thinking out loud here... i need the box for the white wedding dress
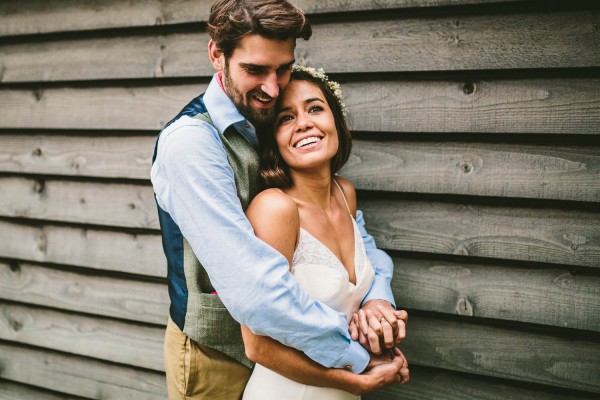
[242,184,375,400]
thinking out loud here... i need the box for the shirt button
[344,364,352,371]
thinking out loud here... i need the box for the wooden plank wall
[1,0,599,398]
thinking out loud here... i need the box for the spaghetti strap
[333,178,352,215]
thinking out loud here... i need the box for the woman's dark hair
[207,0,312,58]
[260,69,352,188]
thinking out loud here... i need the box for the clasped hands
[349,300,409,389]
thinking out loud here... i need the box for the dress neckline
[296,217,360,286]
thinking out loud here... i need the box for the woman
[241,66,408,399]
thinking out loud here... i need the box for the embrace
[151,1,409,399]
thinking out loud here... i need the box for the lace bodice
[291,218,374,322]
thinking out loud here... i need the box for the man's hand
[349,300,408,354]
[352,347,410,395]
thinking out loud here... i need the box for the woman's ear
[208,39,224,71]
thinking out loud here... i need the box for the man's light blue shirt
[151,74,395,373]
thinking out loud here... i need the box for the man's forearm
[242,327,364,395]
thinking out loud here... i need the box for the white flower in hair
[292,65,347,116]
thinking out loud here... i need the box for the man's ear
[208,39,224,71]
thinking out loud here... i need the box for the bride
[241,66,409,399]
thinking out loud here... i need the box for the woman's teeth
[295,137,321,148]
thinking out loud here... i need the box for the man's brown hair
[260,70,353,189]
[207,0,312,57]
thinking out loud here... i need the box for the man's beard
[222,65,277,131]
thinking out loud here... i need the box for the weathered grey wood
[343,79,600,134]
[0,0,530,37]
[0,303,164,371]
[0,85,200,131]
[391,257,600,331]
[0,380,89,400]
[2,78,599,133]
[0,33,208,82]
[0,134,154,179]
[0,343,167,399]
[366,365,599,400]
[2,10,598,82]
[0,221,165,277]
[403,316,600,392]
[360,199,600,268]
[0,177,159,229]
[342,141,600,202]
[3,138,600,203]
[0,262,168,324]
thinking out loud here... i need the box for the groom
[151,0,407,398]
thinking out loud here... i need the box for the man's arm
[241,326,409,395]
[151,121,369,372]
[355,210,396,307]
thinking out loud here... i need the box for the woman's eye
[308,105,324,113]
[277,115,293,125]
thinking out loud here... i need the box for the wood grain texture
[360,199,600,267]
[343,141,600,202]
[0,221,165,277]
[0,380,88,400]
[0,303,164,371]
[2,78,599,133]
[0,177,159,229]
[0,0,528,37]
[366,365,599,400]
[0,134,154,179]
[403,316,600,392]
[0,343,167,399]
[0,262,168,324]
[391,257,600,331]
[1,10,598,82]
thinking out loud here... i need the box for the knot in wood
[460,162,473,174]
[11,319,23,332]
[33,180,45,194]
[32,148,42,157]
[9,262,20,273]
[462,81,475,95]
[456,297,474,316]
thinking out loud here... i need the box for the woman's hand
[352,347,409,395]
[349,302,408,354]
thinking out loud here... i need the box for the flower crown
[292,64,347,116]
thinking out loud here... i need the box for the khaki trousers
[164,318,252,400]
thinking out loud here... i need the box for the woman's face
[274,80,339,172]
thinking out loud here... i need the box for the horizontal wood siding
[1,0,598,398]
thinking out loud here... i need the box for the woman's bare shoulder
[246,188,299,262]
[247,188,298,218]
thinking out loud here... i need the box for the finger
[377,304,399,335]
[358,309,370,336]
[349,315,359,341]
[366,309,383,336]
[395,319,406,343]
[393,309,408,323]
[367,326,382,355]
[358,329,370,350]
[399,365,410,384]
[380,319,394,349]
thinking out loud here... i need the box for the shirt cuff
[337,340,370,373]
[362,277,396,308]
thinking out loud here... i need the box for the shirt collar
[204,73,259,148]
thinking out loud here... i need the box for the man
[151,1,407,398]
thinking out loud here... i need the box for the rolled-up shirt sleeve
[151,120,370,372]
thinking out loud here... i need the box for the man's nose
[261,73,279,98]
